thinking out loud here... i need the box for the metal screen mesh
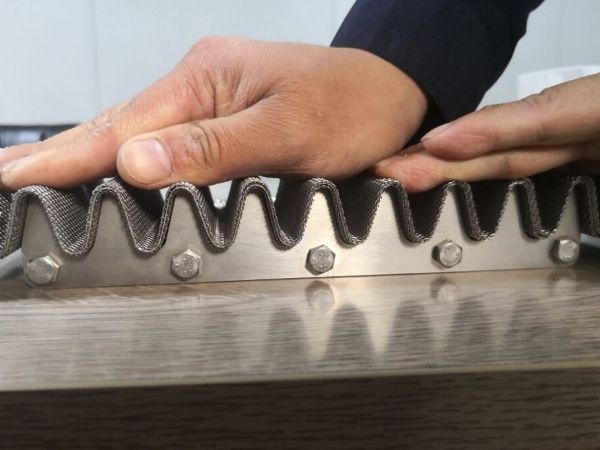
[1,172,598,258]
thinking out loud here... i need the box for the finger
[373,143,591,193]
[422,73,600,160]
[0,111,130,190]
[0,142,39,166]
[116,102,294,189]
[0,116,101,166]
[0,67,215,189]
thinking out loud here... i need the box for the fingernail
[119,138,172,185]
[422,122,453,141]
[0,156,32,187]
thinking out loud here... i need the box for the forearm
[332,0,544,132]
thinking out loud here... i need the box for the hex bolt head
[24,255,61,286]
[171,249,202,280]
[552,238,579,264]
[307,245,336,274]
[433,240,463,268]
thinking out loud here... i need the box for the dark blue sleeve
[332,0,544,132]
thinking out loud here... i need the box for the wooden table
[1,244,600,449]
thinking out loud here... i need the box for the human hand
[374,73,600,192]
[0,37,426,190]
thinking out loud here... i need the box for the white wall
[0,0,598,122]
[0,0,352,123]
[481,0,600,105]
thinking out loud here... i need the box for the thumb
[422,73,600,160]
[117,105,289,188]
[0,67,215,190]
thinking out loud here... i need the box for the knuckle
[189,36,235,57]
[521,88,558,144]
[526,86,559,109]
[82,109,120,146]
[406,167,439,191]
[478,104,501,113]
[181,122,224,176]
[395,155,443,191]
[83,112,112,134]
[180,37,243,117]
[173,62,215,118]
[496,152,520,178]
[181,39,222,82]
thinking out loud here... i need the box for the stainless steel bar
[17,186,581,289]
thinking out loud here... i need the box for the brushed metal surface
[18,188,581,289]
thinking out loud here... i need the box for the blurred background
[1,0,600,124]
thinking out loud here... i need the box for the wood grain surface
[1,369,600,449]
[0,245,599,448]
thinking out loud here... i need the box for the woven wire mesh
[0,172,598,258]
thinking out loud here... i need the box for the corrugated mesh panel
[0,172,598,258]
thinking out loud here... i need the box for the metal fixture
[433,240,463,268]
[552,238,579,264]
[4,174,588,289]
[307,245,336,274]
[171,249,202,280]
[24,255,61,286]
